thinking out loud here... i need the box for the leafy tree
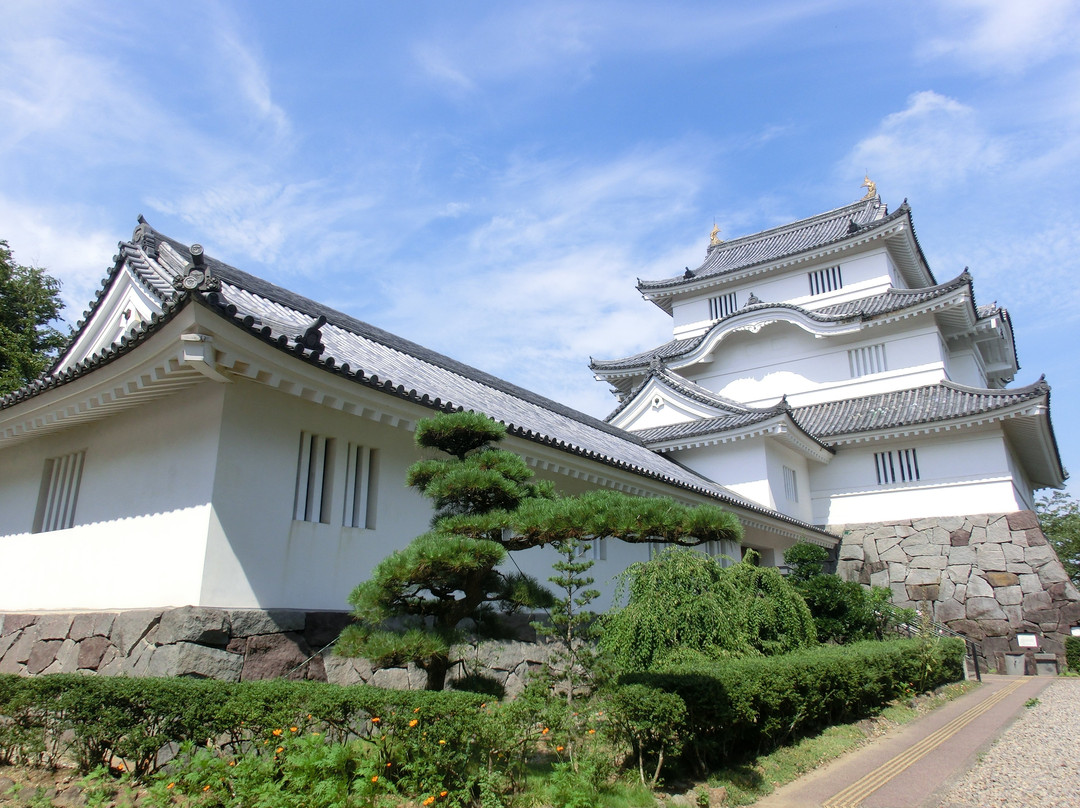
[1036,491,1080,585]
[0,240,67,393]
[782,542,900,643]
[599,547,815,673]
[338,411,744,691]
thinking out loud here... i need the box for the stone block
[996,586,1023,606]
[969,526,987,544]
[907,583,940,602]
[939,578,955,601]
[96,646,121,676]
[905,569,942,586]
[1022,591,1053,612]
[837,560,861,581]
[876,535,903,555]
[870,570,890,588]
[946,619,984,640]
[929,527,952,546]
[895,525,916,538]
[26,640,63,674]
[975,545,1007,572]
[889,563,908,583]
[870,525,899,540]
[1003,605,1024,625]
[1,614,38,634]
[986,518,1012,543]
[1018,574,1043,594]
[1024,545,1055,566]
[1006,510,1040,531]
[1036,563,1069,587]
[954,583,967,602]
[158,607,231,647]
[1006,561,1034,575]
[53,639,80,673]
[906,543,943,557]
[968,514,991,528]
[36,614,73,640]
[77,636,113,670]
[4,625,41,664]
[150,642,244,681]
[948,565,972,583]
[912,518,940,532]
[985,571,1020,588]
[966,598,1007,620]
[304,613,352,647]
[110,610,163,655]
[910,556,948,570]
[935,599,965,623]
[864,541,881,565]
[1024,528,1047,547]
[69,613,116,641]
[979,619,1013,637]
[949,529,971,547]
[1001,543,1026,564]
[839,542,864,561]
[371,667,411,690]
[880,545,909,563]
[947,545,976,566]
[967,575,994,598]
[228,609,307,638]
[241,632,316,681]
[323,654,369,686]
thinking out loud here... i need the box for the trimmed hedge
[1066,636,1080,673]
[0,675,485,778]
[621,637,964,770]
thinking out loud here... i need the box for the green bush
[1066,636,1080,673]
[622,637,964,773]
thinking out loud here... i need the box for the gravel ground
[936,678,1080,808]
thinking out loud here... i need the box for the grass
[701,680,979,806]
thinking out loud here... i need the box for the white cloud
[846,91,1005,192]
[923,0,1080,73]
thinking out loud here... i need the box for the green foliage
[599,548,815,673]
[607,685,687,786]
[1066,636,1080,673]
[796,576,895,643]
[1037,491,1080,585]
[622,637,965,773]
[0,240,67,394]
[782,542,829,583]
[342,411,743,690]
[533,535,602,705]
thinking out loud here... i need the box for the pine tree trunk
[425,655,450,691]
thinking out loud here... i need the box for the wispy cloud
[922,0,1080,73]
[846,91,1005,191]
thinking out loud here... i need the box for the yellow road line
[821,679,1027,808]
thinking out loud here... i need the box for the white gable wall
[0,383,224,610]
[811,425,1027,525]
[685,320,947,408]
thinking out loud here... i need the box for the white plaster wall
[671,250,894,336]
[200,380,433,610]
[666,440,773,509]
[763,439,813,523]
[0,383,224,610]
[810,427,1026,524]
[686,321,947,407]
[945,345,985,388]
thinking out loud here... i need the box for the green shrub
[622,637,964,773]
[1065,636,1080,673]
[606,684,687,786]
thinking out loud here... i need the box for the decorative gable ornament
[173,245,221,294]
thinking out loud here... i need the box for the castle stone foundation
[831,510,1080,673]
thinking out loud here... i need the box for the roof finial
[709,222,722,248]
[861,173,877,200]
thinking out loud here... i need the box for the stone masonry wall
[0,607,550,696]
[832,510,1080,673]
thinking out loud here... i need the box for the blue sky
[3,0,1079,496]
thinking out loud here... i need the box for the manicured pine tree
[338,410,744,691]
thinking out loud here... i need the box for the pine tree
[337,411,744,690]
[0,240,67,394]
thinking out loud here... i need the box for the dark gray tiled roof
[792,380,1050,438]
[8,221,838,539]
[629,379,1051,447]
[592,272,974,373]
[638,197,893,292]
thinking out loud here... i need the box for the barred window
[343,444,379,529]
[848,343,887,377]
[874,448,920,485]
[708,292,738,320]
[783,465,798,502]
[294,432,335,523]
[808,265,843,295]
[33,450,86,533]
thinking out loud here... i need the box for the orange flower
[371,775,379,783]
[276,746,284,754]
[166,783,175,790]
[440,791,448,797]
[289,726,298,733]
[423,798,435,806]
[438,739,446,745]
[541,727,549,735]
[228,760,236,767]
[413,707,421,713]
[371,717,381,723]
[409,719,419,727]
[556,746,564,752]
[588,729,596,735]
[272,728,283,736]
[203,785,211,792]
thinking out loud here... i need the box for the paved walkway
[755,675,1054,808]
